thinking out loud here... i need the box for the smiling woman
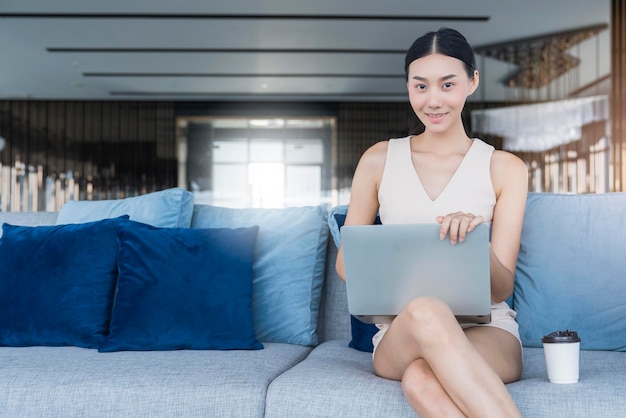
[335,27,527,418]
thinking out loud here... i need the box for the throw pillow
[348,315,379,353]
[56,187,194,228]
[0,217,126,348]
[98,220,262,352]
[329,208,381,352]
[191,205,329,346]
[514,192,626,351]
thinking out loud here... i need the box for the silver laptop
[341,223,491,324]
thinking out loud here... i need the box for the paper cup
[542,330,581,384]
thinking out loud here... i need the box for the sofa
[0,188,624,418]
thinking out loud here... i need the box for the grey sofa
[0,191,625,417]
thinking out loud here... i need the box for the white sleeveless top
[370,137,521,357]
[378,136,496,225]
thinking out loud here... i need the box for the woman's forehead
[407,54,467,78]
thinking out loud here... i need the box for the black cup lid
[542,330,581,343]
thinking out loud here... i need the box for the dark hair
[404,27,476,79]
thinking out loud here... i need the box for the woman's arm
[335,141,387,281]
[489,150,528,302]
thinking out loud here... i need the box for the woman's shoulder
[362,136,409,157]
[490,149,528,190]
[470,137,524,173]
[358,136,412,172]
[491,149,526,172]
[359,140,390,164]
[352,140,393,185]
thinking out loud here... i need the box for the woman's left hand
[436,212,485,245]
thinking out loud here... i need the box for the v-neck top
[378,136,496,225]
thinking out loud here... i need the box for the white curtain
[471,95,609,152]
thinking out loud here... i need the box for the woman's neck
[417,124,472,151]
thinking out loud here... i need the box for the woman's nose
[426,91,442,108]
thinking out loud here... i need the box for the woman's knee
[396,296,460,351]
[402,297,455,330]
[404,296,452,317]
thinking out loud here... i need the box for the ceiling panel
[0,0,611,101]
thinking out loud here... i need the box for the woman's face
[406,53,478,134]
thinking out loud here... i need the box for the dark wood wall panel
[0,100,176,211]
[335,102,418,192]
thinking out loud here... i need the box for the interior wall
[0,99,509,211]
[0,101,177,211]
[0,93,620,211]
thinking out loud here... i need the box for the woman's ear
[468,70,480,96]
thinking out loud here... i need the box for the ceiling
[0,0,612,102]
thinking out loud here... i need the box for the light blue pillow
[56,187,194,228]
[514,192,626,351]
[99,220,262,352]
[328,205,349,248]
[191,205,329,346]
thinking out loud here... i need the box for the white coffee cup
[541,330,581,384]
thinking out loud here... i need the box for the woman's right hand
[436,211,485,245]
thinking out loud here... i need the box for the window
[179,117,334,208]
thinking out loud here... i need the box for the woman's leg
[464,326,522,384]
[373,296,522,418]
[401,358,466,417]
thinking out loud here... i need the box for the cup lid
[542,330,581,343]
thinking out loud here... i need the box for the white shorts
[371,301,521,358]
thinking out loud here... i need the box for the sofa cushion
[99,220,262,352]
[266,340,415,417]
[316,242,352,344]
[191,205,329,346]
[0,343,312,417]
[508,347,626,417]
[56,187,194,228]
[514,193,626,351]
[0,218,125,348]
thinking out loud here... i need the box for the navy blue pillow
[0,217,126,348]
[98,220,263,352]
[348,315,379,352]
[334,213,381,353]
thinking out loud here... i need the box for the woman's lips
[426,112,446,123]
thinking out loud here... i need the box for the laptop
[341,223,491,324]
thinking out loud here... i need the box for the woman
[336,28,527,417]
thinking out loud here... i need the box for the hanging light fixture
[474,24,607,90]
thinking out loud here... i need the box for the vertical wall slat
[612,0,626,190]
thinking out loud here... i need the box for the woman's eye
[442,82,453,89]
[415,84,426,90]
